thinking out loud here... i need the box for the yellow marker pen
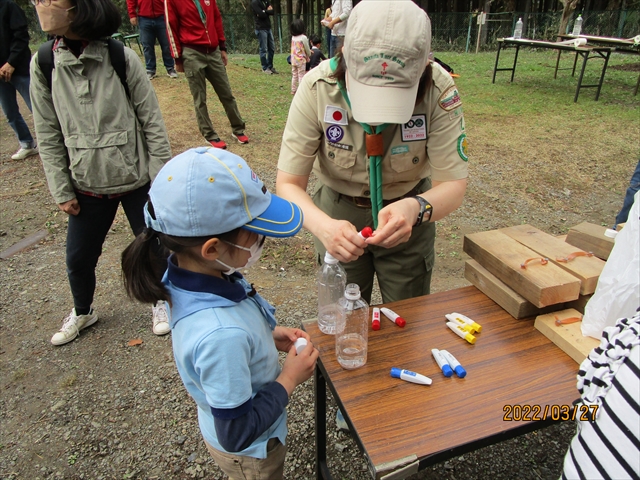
[445,312,482,333]
[446,322,476,344]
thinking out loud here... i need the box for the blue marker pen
[440,350,467,378]
[390,368,432,385]
[431,348,453,377]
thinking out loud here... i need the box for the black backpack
[37,38,130,99]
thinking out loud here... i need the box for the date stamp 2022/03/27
[503,404,599,422]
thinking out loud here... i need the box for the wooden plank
[565,294,592,314]
[534,309,600,364]
[565,222,614,260]
[501,224,605,295]
[464,260,560,319]
[463,230,581,308]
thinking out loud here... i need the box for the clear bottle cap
[344,283,361,300]
[324,251,339,264]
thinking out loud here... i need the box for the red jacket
[165,0,226,59]
[126,0,165,19]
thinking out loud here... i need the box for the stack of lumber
[463,224,606,319]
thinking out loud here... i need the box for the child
[121,147,318,478]
[308,34,326,70]
[30,0,172,345]
[290,18,310,94]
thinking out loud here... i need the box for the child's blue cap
[145,147,303,238]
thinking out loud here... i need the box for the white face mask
[216,235,265,275]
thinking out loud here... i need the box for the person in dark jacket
[308,34,326,70]
[251,0,278,74]
[0,0,38,160]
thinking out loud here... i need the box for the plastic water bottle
[317,251,346,335]
[572,15,583,36]
[335,284,369,370]
[513,18,523,39]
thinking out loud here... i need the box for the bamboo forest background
[16,0,640,54]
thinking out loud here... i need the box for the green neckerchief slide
[331,57,389,228]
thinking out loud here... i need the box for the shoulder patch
[457,134,469,162]
[439,85,462,111]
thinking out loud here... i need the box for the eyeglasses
[31,0,52,5]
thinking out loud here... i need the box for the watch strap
[412,196,433,226]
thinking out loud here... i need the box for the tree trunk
[558,0,579,38]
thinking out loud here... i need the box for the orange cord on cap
[556,251,594,263]
[554,314,583,326]
[520,257,549,269]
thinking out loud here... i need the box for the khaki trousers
[312,182,436,304]
[182,47,245,141]
[205,437,286,480]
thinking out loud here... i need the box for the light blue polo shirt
[164,256,287,459]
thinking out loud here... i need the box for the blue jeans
[614,160,640,228]
[138,15,175,74]
[255,29,275,71]
[329,35,343,58]
[0,74,35,148]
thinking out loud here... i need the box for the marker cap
[390,367,402,378]
[453,365,467,378]
[395,317,406,328]
[372,320,380,330]
[442,364,453,377]
[464,332,476,344]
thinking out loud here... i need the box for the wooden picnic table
[303,286,579,479]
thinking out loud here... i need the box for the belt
[339,184,422,208]
[183,44,219,54]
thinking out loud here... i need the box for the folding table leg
[594,50,611,101]
[315,366,331,480]
[492,42,502,84]
[574,51,589,103]
[510,45,520,82]
[554,50,562,79]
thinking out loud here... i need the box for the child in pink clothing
[290,19,310,95]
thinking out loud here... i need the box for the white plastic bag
[582,191,640,339]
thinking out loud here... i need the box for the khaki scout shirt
[278,59,468,200]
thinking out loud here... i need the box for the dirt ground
[1,55,638,480]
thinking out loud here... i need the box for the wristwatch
[412,196,433,226]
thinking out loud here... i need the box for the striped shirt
[561,312,640,480]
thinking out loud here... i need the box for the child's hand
[276,339,318,396]
[272,326,309,353]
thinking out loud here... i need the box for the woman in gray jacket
[30,0,172,345]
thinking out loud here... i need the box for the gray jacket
[30,39,171,204]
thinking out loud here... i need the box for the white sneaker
[11,146,39,160]
[51,309,98,346]
[152,300,170,336]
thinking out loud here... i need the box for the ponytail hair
[121,198,244,305]
[122,227,170,305]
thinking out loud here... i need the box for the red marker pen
[372,307,381,331]
[380,307,406,327]
[325,227,374,262]
[359,227,373,239]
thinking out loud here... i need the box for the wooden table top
[303,286,579,477]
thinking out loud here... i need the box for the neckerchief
[331,57,389,227]
[192,0,207,26]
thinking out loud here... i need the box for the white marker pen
[446,322,476,344]
[390,367,432,385]
[380,307,406,327]
[431,348,453,377]
[372,307,381,331]
[445,312,482,333]
[440,349,467,378]
[294,338,308,355]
